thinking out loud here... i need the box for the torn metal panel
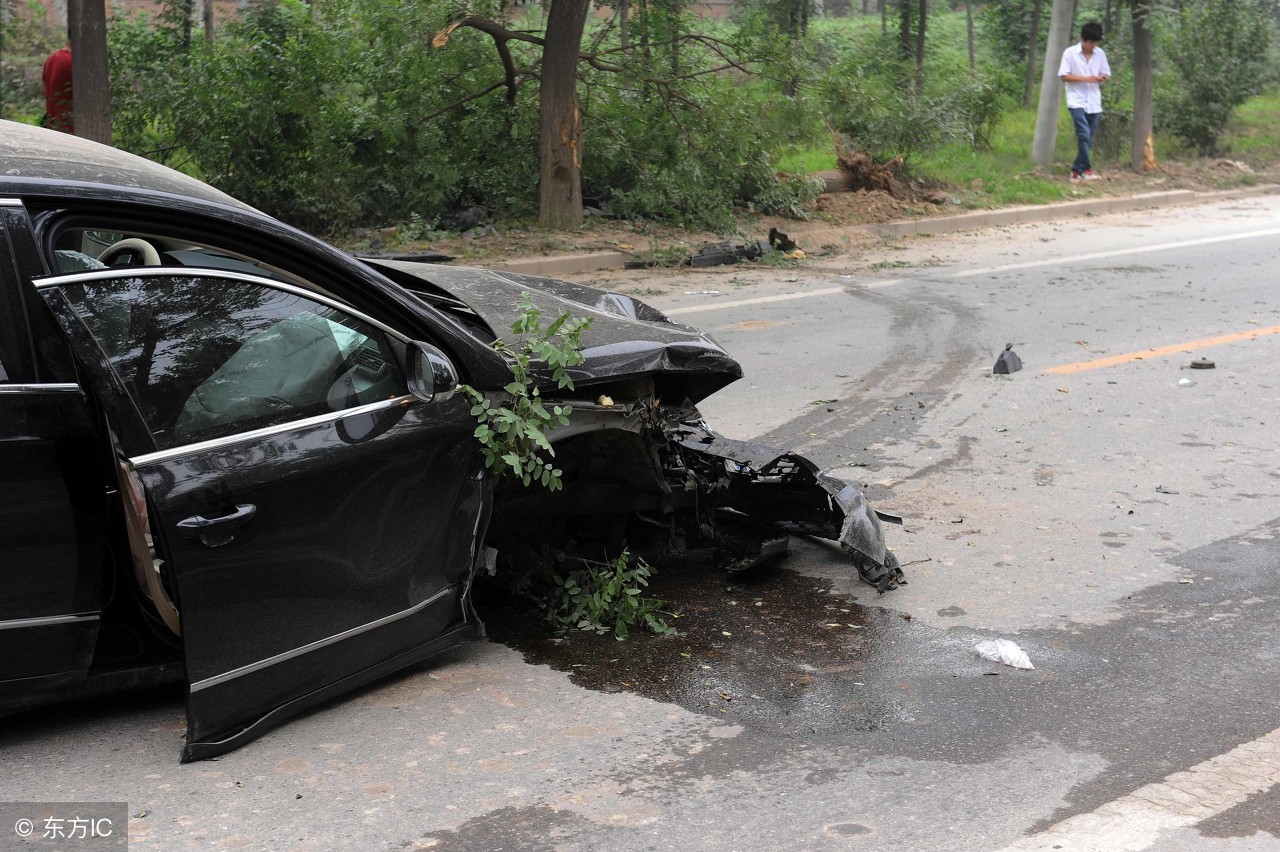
[489,402,903,592]
[673,425,903,590]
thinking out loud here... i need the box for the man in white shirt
[1058,21,1111,181]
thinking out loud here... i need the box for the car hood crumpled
[370,260,743,403]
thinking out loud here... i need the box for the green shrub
[1156,0,1276,155]
[1,0,63,122]
[820,25,1017,167]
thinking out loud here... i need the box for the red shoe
[1070,171,1083,182]
[1082,170,1102,180]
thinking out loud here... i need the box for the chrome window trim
[0,199,22,207]
[33,267,411,343]
[189,585,456,692]
[0,383,80,394]
[0,612,99,631]
[129,396,414,467]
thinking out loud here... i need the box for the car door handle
[177,504,256,547]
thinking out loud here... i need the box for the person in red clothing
[41,40,73,133]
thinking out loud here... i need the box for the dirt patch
[812,188,920,223]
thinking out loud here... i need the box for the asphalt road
[3,194,1279,850]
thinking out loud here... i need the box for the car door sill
[182,620,485,762]
[189,585,458,693]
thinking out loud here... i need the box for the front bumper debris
[671,424,904,591]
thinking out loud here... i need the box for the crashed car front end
[481,398,903,590]
[365,260,904,591]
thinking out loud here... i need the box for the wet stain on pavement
[479,558,956,736]
[420,804,593,851]
[478,522,1280,838]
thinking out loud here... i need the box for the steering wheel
[98,237,162,267]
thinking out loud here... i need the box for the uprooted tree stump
[835,143,905,199]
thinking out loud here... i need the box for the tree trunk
[1023,0,1043,108]
[68,0,111,144]
[619,0,629,49]
[914,0,926,91]
[180,0,193,51]
[204,0,215,51]
[1031,0,1075,167]
[897,0,911,62]
[1130,0,1154,172]
[963,0,974,71]
[538,0,591,229]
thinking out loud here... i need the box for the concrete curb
[486,183,1280,278]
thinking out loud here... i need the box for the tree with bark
[433,9,590,229]
[964,0,975,72]
[1022,0,1043,108]
[1130,0,1154,172]
[69,0,111,144]
[914,0,926,90]
[1030,0,1074,167]
[897,0,912,61]
[433,6,752,229]
[538,0,591,228]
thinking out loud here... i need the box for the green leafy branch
[547,550,676,640]
[459,293,592,490]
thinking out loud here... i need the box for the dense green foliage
[820,13,1018,164]
[1155,0,1276,155]
[109,0,542,233]
[98,0,828,232]
[0,1,65,121]
[979,0,1047,68]
[6,0,1278,233]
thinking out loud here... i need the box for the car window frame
[35,267,421,463]
[24,199,513,391]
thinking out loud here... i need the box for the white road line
[662,280,901,317]
[656,225,1280,315]
[953,226,1280,279]
[994,726,1280,851]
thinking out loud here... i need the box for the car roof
[0,119,254,212]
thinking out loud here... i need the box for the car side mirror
[407,341,459,404]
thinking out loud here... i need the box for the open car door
[38,268,489,760]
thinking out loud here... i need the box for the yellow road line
[1044,324,1280,375]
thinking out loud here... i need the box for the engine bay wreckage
[366,260,905,591]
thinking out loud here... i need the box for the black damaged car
[0,120,900,761]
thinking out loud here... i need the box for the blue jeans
[1069,108,1101,174]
